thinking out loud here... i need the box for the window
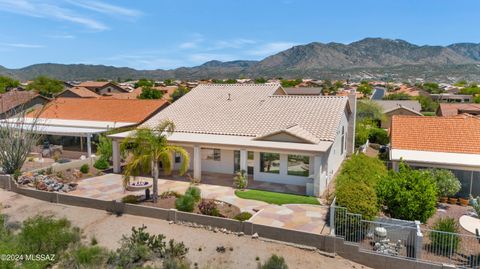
[175,152,181,163]
[288,155,310,177]
[340,126,345,155]
[204,148,221,161]
[260,152,280,174]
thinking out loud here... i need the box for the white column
[86,134,92,157]
[313,155,323,197]
[240,149,248,173]
[112,139,121,173]
[193,146,201,181]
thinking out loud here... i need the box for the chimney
[346,90,357,156]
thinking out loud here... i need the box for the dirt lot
[0,189,369,269]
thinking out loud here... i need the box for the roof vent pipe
[227,93,231,101]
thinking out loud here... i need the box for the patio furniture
[126,181,152,191]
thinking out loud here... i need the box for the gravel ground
[0,189,369,269]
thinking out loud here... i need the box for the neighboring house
[0,89,50,119]
[430,94,473,103]
[436,103,480,116]
[374,100,422,129]
[390,114,480,197]
[283,87,322,95]
[110,84,356,197]
[77,81,128,95]
[56,86,101,98]
[107,86,177,101]
[4,98,169,157]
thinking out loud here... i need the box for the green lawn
[234,189,320,205]
[422,111,436,116]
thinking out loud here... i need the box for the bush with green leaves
[60,245,111,269]
[335,154,387,220]
[368,128,389,145]
[175,195,195,212]
[429,218,460,256]
[95,134,113,161]
[94,157,109,170]
[234,212,252,221]
[80,164,89,174]
[234,170,248,189]
[185,186,201,202]
[122,195,140,204]
[258,254,289,269]
[355,122,370,148]
[377,163,437,222]
[425,169,461,198]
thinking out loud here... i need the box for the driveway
[69,173,329,234]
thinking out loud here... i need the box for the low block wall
[0,174,449,269]
[50,157,98,173]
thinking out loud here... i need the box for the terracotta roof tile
[77,81,110,88]
[65,86,100,98]
[29,97,168,123]
[391,115,480,154]
[0,89,44,113]
[437,103,480,116]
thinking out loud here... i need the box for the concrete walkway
[69,173,329,234]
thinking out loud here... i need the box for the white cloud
[67,0,141,17]
[47,34,76,39]
[0,42,44,48]
[247,42,297,56]
[188,53,237,63]
[0,0,108,30]
[212,38,256,49]
[179,41,198,49]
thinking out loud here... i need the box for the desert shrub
[425,169,461,198]
[175,195,195,212]
[258,254,288,269]
[163,257,191,269]
[377,163,437,222]
[94,158,109,170]
[430,218,460,256]
[185,186,201,202]
[160,190,181,199]
[368,128,389,145]
[80,164,89,174]
[95,134,113,161]
[234,212,252,221]
[111,225,189,268]
[335,154,387,220]
[198,200,220,217]
[233,170,248,189]
[60,245,111,269]
[122,195,139,204]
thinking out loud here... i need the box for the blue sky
[1,0,479,70]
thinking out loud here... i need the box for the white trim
[391,149,480,169]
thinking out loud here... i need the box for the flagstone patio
[68,173,329,234]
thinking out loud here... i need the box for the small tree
[26,76,64,97]
[170,86,189,102]
[377,163,437,222]
[233,170,248,189]
[426,169,461,198]
[138,86,163,99]
[258,254,288,269]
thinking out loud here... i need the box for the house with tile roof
[436,103,480,117]
[3,98,169,158]
[110,84,356,196]
[373,100,423,128]
[77,81,128,95]
[390,114,480,197]
[0,89,50,119]
[56,86,101,98]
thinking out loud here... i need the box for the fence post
[168,209,177,223]
[330,198,336,236]
[414,220,423,259]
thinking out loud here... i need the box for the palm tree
[121,120,190,202]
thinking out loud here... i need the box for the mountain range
[2,38,480,82]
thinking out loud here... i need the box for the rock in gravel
[237,232,244,237]
[252,233,259,239]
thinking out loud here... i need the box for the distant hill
[2,38,480,82]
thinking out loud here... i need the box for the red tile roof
[77,81,111,88]
[390,114,480,154]
[0,89,45,114]
[29,97,168,123]
[437,103,480,116]
[64,86,100,98]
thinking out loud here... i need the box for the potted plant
[459,197,469,206]
[448,197,458,205]
[439,197,448,203]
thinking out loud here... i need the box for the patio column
[112,139,121,173]
[240,149,248,173]
[313,155,323,196]
[193,146,201,181]
[86,134,92,157]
